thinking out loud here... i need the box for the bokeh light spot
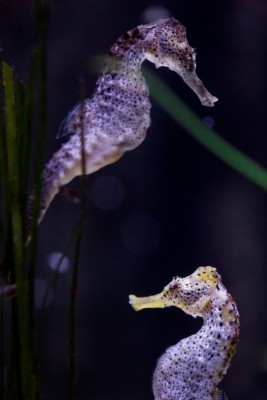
[203,115,215,128]
[141,6,172,23]
[48,252,70,273]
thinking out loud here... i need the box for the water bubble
[141,6,172,23]
[90,175,126,210]
[48,252,70,273]
[121,213,161,255]
[203,115,215,128]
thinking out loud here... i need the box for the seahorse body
[129,266,240,400]
[26,17,218,242]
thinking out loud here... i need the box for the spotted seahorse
[26,17,218,242]
[129,266,240,400]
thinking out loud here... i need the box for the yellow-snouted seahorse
[26,17,218,242]
[129,266,240,400]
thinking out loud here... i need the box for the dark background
[1,0,267,399]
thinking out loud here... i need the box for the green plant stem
[145,68,267,191]
[0,302,4,399]
[28,0,48,327]
[68,100,87,400]
[2,62,36,400]
[0,79,9,249]
[4,328,16,400]
[68,216,84,400]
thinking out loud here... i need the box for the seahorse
[129,266,240,400]
[26,17,218,243]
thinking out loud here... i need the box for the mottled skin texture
[26,17,217,243]
[129,266,240,400]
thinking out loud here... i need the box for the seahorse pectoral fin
[129,291,173,311]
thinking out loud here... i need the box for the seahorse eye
[168,281,181,295]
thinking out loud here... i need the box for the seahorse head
[108,18,217,106]
[130,266,220,317]
[110,18,201,78]
[144,18,218,106]
[162,266,220,317]
[144,18,195,71]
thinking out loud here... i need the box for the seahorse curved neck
[173,286,239,399]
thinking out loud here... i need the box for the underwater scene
[1,1,267,399]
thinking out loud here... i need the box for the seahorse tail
[25,178,60,245]
[25,141,79,244]
[25,133,125,245]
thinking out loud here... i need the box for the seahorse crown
[110,17,191,65]
[163,266,220,317]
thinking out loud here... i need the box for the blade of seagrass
[145,68,267,191]
[27,0,48,335]
[2,62,36,400]
[68,99,88,400]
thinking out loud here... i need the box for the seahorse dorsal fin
[56,101,83,139]
[217,389,228,400]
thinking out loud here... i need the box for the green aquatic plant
[146,68,267,191]
[0,0,48,397]
[0,60,37,400]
